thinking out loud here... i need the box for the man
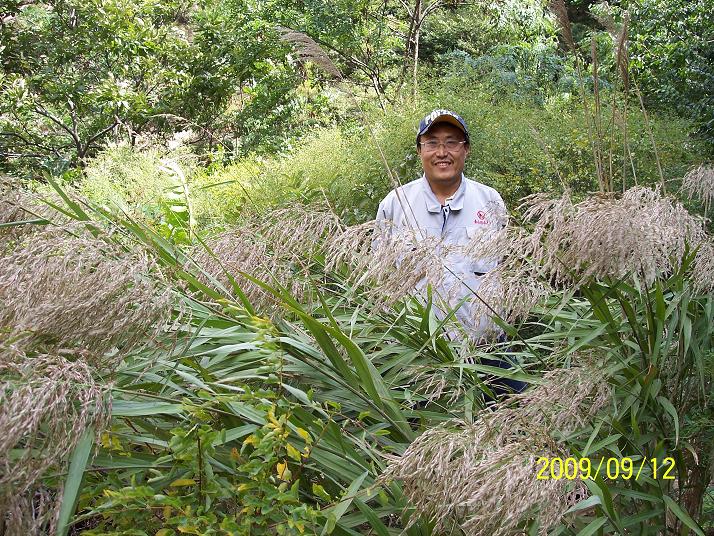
[375,109,506,340]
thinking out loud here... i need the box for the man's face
[418,122,470,185]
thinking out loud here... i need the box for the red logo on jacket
[474,210,489,225]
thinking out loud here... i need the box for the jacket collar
[421,174,466,213]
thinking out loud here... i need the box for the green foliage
[51,184,713,533]
[420,0,557,62]
[1,0,193,171]
[76,83,706,229]
[251,0,403,99]
[536,265,713,532]
[268,89,704,222]
[80,392,321,535]
[628,0,714,145]
[77,144,198,241]
[5,173,713,533]
[434,43,577,104]
[4,0,714,531]
[0,0,336,176]
[0,0,571,178]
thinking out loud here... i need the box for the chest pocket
[464,226,497,276]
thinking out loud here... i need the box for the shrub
[80,144,197,220]
[271,88,707,221]
[78,86,708,230]
[629,0,714,145]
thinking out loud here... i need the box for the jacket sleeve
[375,195,392,222]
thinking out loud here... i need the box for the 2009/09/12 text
[535,457,675,481]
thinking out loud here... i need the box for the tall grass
[2,170,712,533]
[1,18,713,534]
[72,84,706,230]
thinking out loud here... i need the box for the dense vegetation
[1,0,713,534]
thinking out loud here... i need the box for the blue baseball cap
[416,109,470,147]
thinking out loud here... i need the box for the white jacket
[375,174,506,338]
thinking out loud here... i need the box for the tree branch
[83,119,120,153]
[33,104,80,147]
[420,0,443,24]
[0,130,57,155]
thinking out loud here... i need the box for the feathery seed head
[0,348,109,523]
[692,239,714,292]
[325,220,448,307]
[0,224,173,359]
[681,165,714,216]
[278,27,343,80]
[381,364,609,534]
[465,188,712,325]
[550,188,707,284]
[195,203,343,314]
[549,0,576,52]
[3,486,58,536]
[0,181,58,248]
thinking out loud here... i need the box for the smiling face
[417,122,470,188]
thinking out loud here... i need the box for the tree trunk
[412,0,420,100]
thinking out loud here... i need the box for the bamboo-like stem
[632,79,666,193]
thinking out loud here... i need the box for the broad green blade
[56,427,95,536]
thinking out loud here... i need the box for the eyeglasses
[418,139,467,152]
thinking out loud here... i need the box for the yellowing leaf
[268,406,280,428]
[177,526,199,534]
[276,461,292,481]
[242,434,258,447]
[288,519,306,533]
[295,427,312,444]
[156,530,172,536]
[286,442,302,461]
[169,478,196,487]
[162,506,171,519]
[312,483,331,502]
[230,447,240,460]
[277,461,287,479]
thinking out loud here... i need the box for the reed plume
[325,220,448,307]
[3,486,57,536]
[549,0,576,53]
[681,164,714,217]
[194,203,342,314]
[693,238,714,292]
[0,347,109,534]
[0,180,58,248]
[278,27,343,79]
[0,185,176,532]
[464,187,712,323]
[382,363,610,534]
[0,223,173,360]
[550,188,706,283]
[197,202,466,320]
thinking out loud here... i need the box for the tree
[0,0,324,175]
[627,0,714,145]
[397,0,451,99]
[1,0,194,172]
